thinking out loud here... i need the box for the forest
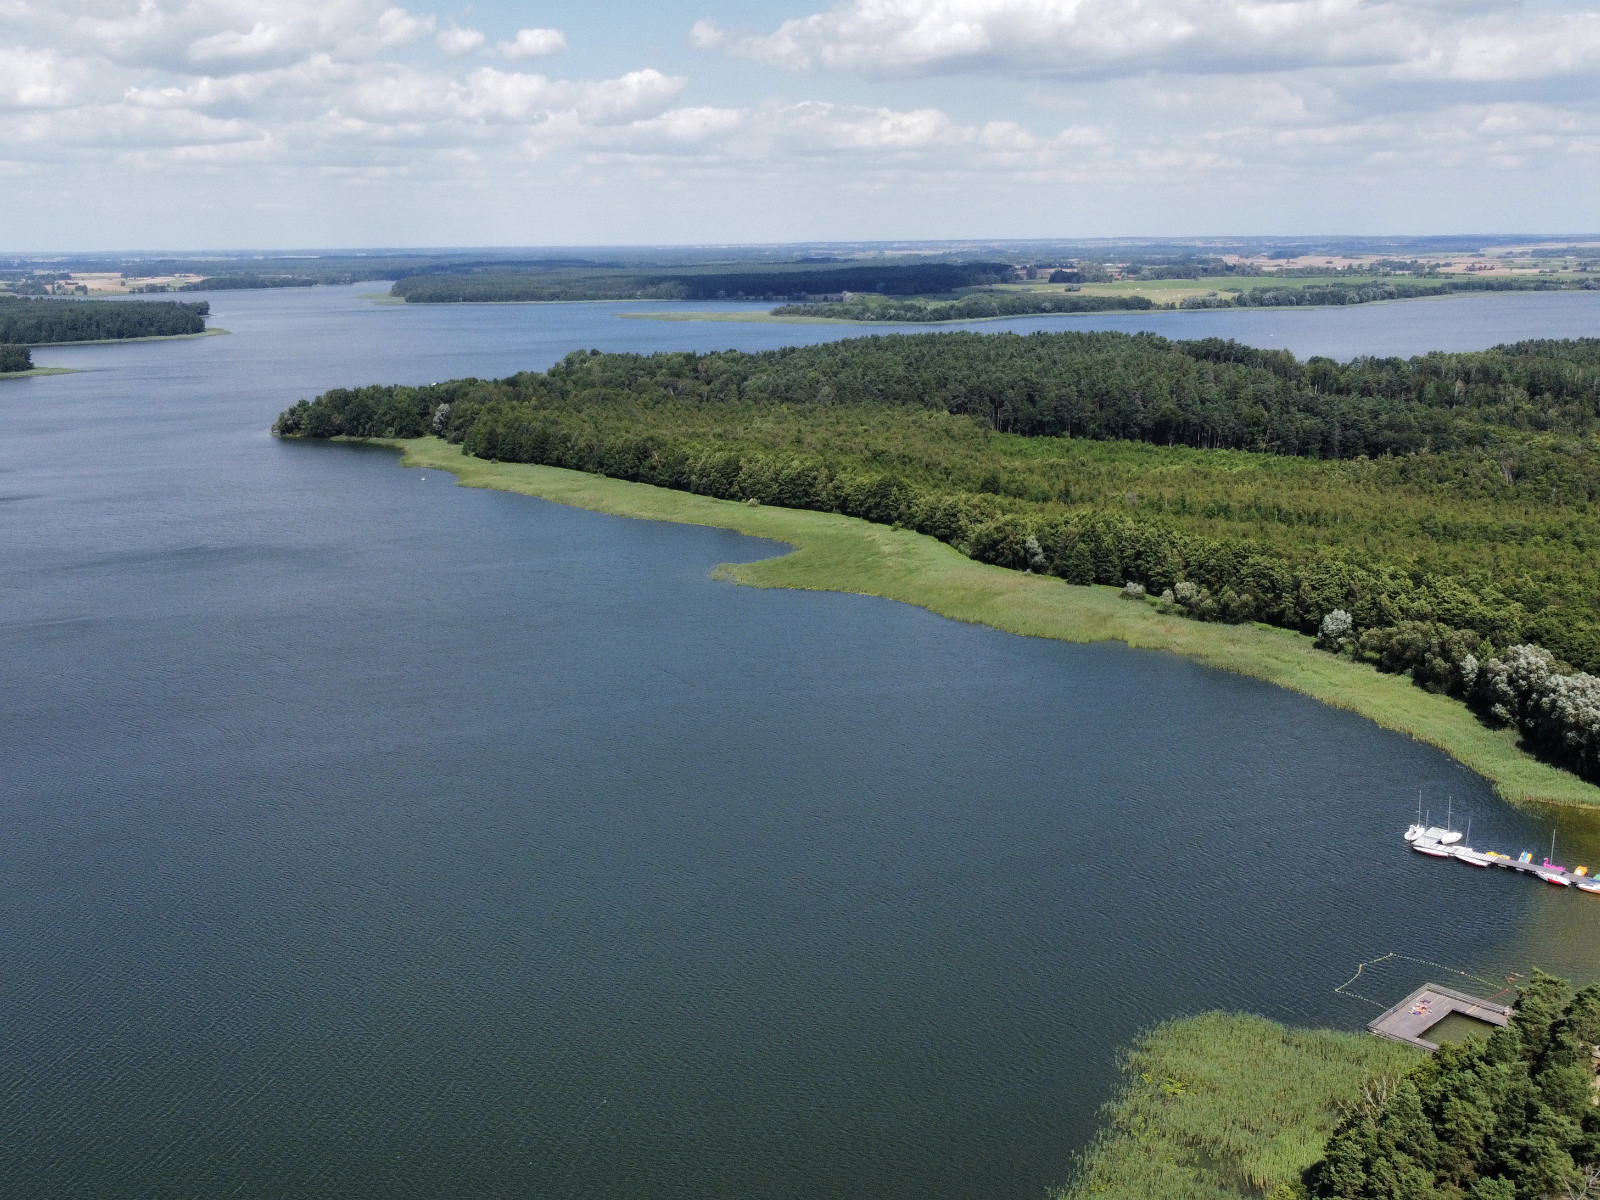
[0,344,32,372]
[775,276,1593,321]
[274,331,1600,782]
[771,293,1155,321]
[0,297,209,343]
[389,262,1015,303]
[1308,972,1600,1200]
[1180,277,1590,311]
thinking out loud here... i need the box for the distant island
[0,297,212,344]
[274,330,1600,805]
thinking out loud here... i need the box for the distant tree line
[0,298,208,343]
[308,329,1600,452]
[179,274,320,291]
[0,344,32,372]
[1182,276,1590,310]
[390,262,1015,303]
[274,332,1600,781]
[772,293,1156,321]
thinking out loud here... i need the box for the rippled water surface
[6,286,1600,1200]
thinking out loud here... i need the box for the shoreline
[363,437,1600,810]
[0,366,80,379]
[25,328,230,348]
[616,290,1491,325]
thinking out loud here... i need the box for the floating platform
[1404,824,1600,892]
[1368,983,1512,1050]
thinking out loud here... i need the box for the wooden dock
[1406,832,1600,891]
[1368,983,1513,1051]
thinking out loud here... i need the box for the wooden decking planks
[1368,983,1513,1051]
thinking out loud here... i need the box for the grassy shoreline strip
[377,436,1600,809]
[25,328,230,347]
[0,366,80,378]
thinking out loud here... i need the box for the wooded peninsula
[0,297,209,343]
[276,331,1600,792]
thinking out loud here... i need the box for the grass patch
[1059,1013,1420,1200]
[0,366,80,378]
[27,328,230,347]
[616,309,850,324]
[374,436,1600,809]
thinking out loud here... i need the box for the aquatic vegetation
[1059,1012,1418,1200]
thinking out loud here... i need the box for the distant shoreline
[616,290,1489,325]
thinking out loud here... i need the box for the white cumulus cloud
[436,25,484,56]
[693,0,1600,84]
[497,27,566,59]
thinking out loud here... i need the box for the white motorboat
[1411,837,1453,858]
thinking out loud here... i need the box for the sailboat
[1411,802,1453,856]
[1535,829,1571,885]
[1404,792,1462,846]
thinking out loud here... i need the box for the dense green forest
[0,297,208,343]
[772,293,1155,321]
[773,277,1593,322]
[1179,277,1591,311]
[178,273,318,291]
[389,262,1014,303]
[1060,1013,1418,1200]
[1308,972,1600,1200]
[0,344,32,372]
[274,331,1600,781]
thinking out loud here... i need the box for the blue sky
[3,0,1599,249]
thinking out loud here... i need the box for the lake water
[6,285,1600,1200]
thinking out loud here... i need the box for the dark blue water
[6,285,1600,1200]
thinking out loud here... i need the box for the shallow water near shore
[5,285,1600,1200]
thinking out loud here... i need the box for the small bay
[4,285,1600,1200]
